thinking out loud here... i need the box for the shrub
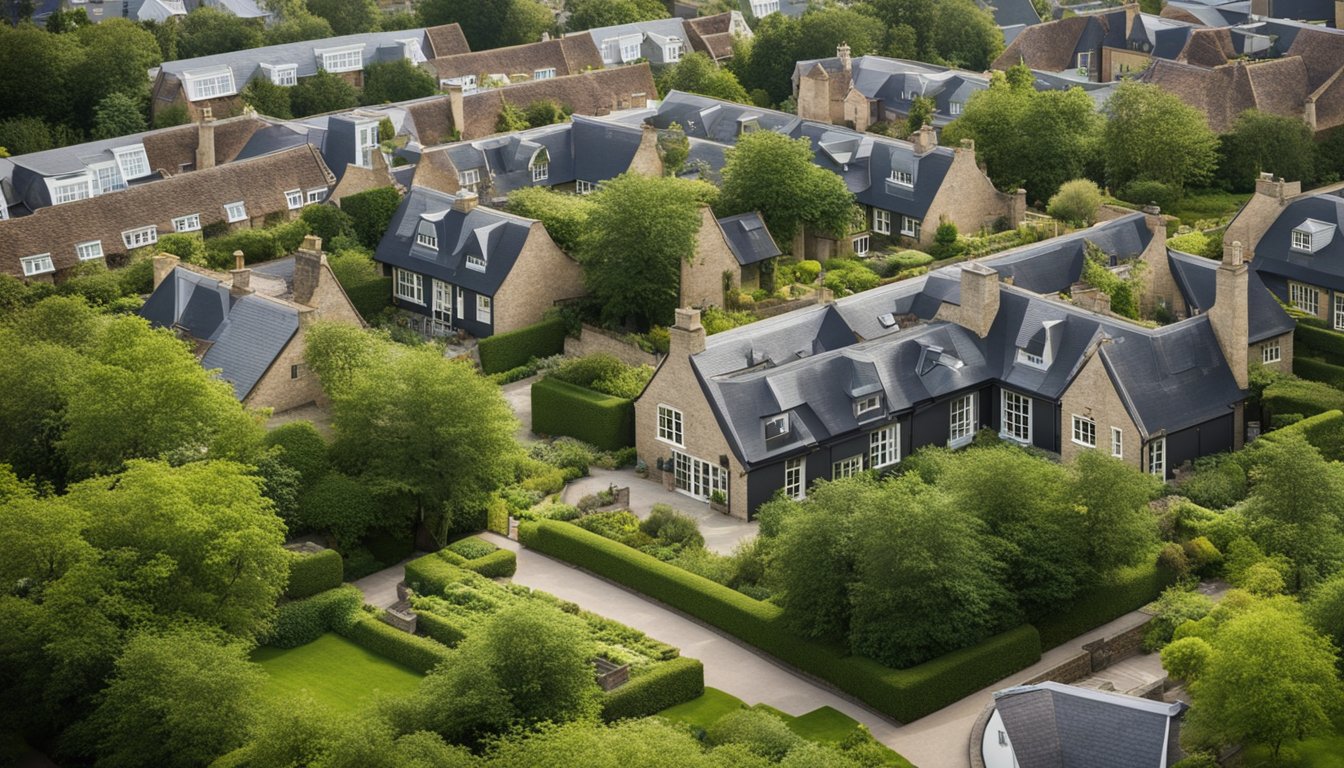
[157,233,208,265]
[416,610,467,647]
[600,656,704,721]
[486,495,510,536]
[1262,376,1344,421]
[929,220,961,260]
[507,187,597,254]
[327,247,390,320]
[1036,559,1176,649]
[1161,636,1212,684]
[1258,409,1344,461]
[339,614,453,674]
[821,260,880,297]
[531,377,635,451]
[405,552,465,596]
[1142,587,1214,651]
[888,250,933,270]
[1117,180,1179,213]
[576,510,642,541]
[1296,322,1344,364]
[549,354,653,399]
[478,317,568,374]
[300,471,380,551]
[285,548,344,599]
[448,536,498,560]
[264,585,362,648]
[1295,356,1344,388]
[264,421,329,489]
[706,709,802,760]
[340,186,402,249]
[1183,536,1221,574]
[1158,542,1189,575]
[1046,179,1103,225]
[1176,453,1247,509]
[1166,230,1211,256]
[300,205,356,245]
[794,260,822,283]
[464,549,517,579]
[640,505,705,550]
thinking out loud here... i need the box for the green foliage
[600,656,704,721]
[507,186,597,254]
[641,505,705,550]
[1161,635,1212,683]
[340,186,402,248]
[263,585,363,648]
[564,0,666,31]
[285,548,345,599]
[658,123,690,175]
[887,250,933,270]
[1178,453,1248,509]
[1103,83,1219,192]
[718,131,853,245]
[1259,409,1344,462]
[447,536,498,560]
[264,421,330,490]
[300,204,357,245]
[707,709,803,760]
[205,218,311,267]
[1081,241,1142,319]
[340,614,454,674]
[177,6,263,58]
[905,95,935,135]
[728,13,802,105]
[362,58,438,105]
[549,354,654,399]
[1036,559,1175,649]
[306,0,379,35]
[91,92,146,140]
[1241,432,1344,593]
[523,98,569,128]
[1046,179,1103,225]
[477,317,568,374]
[418,0,554,50]
[242,76,294,120]
[700,306,757,335]
[157,232,208,265]
[1117,179,1180,212]
[263,11,334,45]
[793,259,822,283]
[290,70,359,118]
[1143,587,1214,651]
[0,116,57,155]
[1217,110,1316,193]
[929,220,961,260]
[1263,374,1344,421]
[327,247,390,320]
[657,52,751,103]
[304,321,383,396]
[929,0,1003,69]
[821,259,881,297]
[531,377,635,451]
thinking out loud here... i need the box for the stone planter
[593,657,630,691]
[710,499,729,515]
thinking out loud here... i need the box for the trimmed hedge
[284,548,344,599]
[1296,321,1344,364]
[1294,356,1344,388]
[405,548,518,594]
[531,377,635,451]
[416,610,467,648]
[338,614,453,674]
[519,520,1042,722]
[264,585,363,648]
[1035,560,1176,650]
[464,548,517,578]
[478,317,567,374]
[1263,376,1344,420]
[601,656,705,721]
[1259,409,1344,461]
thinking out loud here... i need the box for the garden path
[499,375,541,444]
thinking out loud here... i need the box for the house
[634,212,1280,519]
[428,36,603,94]
[981,0,1044,44]
[372,186,584,338]
[409,115,662,202]
[150,24,470,122]
[572,12,751,67]
[139,235,366,412]
[983,682,1187,768]
[714,212,782,294]
[625,91,1023,255]
[1,133,335,281]
[1246,0,1343,26]
[684,12,753,63]
[86,0,269,23]
[679,208,783,308]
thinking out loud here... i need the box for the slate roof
[1168,249,1295,343]
[1250,191,1344,293]
[718,212,781,265]
[793,56,989,129]
[994,682,1186,768]
[980,0,1044,30]
[139,267,299,400]
[575,17,693,66]
[428,36,603,82]
[204,0,269,19]
[690,213,1248,468]
[1161,1,1250,27]
[372,186,539,296]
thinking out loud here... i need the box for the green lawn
[659,687,747,729]
[1243,732,1344,767]
[252,633,423,717]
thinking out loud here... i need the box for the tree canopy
[418,0,555,50]
[657,52,752,104]
[362,59,439,105]
[1217,110,1317,193]
[290,70,360,118]
[717,130,854,245]
[1102,82,1219,192]
[564,0,666,32]
[176,6,264,59]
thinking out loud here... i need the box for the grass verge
[252,632,422,717]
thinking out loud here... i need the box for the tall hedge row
[477,317,567,374]
[284,548,344,599]
[530,377,635,451]
[338,615,453,674]
[601,656,705,721]
[340,186,403,249]
[1263,376,1344,420]
[1294,356,1344,388]
[1296,321,1344,364]
[1034,560,1176,650]
[264,585,363,648]
[415,611,467,648]
[1260,409,1344,461]
[519,520,1042,723]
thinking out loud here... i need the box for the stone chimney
[1250,0,1269,16]
[670,307,706,356]
[911,124,937,156]
[1254,172,1301,201]
[453,190,478,213]
[152,253,180,290]
[196,108,216,171]
[837,42,851,75]
[292,235,323,307]
[1337,0,1343,30]
[1209,241,1249,390]
[446,84,465,140]
[958,262,1000,339]
[1305,96,1318,132]
[229,250,251,294]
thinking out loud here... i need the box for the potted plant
[709,490,728,514]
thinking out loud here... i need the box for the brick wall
[681,206,742,308]
[245,325,326,413]
[923,143,1015,242]
[492,222,585,334]
[1059,349,1143,469]
[564,324,661,368]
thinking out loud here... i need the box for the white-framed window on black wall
[832,454,864,479]
[1001,390,1031,443]
[949,393,975,447]
[784,456,805,500]
[1149,436,1166,477]
[870,424,899,468]
[394,268,424,304]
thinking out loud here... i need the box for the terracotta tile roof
[428,36,603,82]
[404,98,457,146]
[693,31,736,61]
[1175,28,1234,68]
[425,23,470,58]
[1,145,335,278]
[459,64,657,139]
[142,115,269,173]
[993,16,1094,72]
[1141,58,1307,133]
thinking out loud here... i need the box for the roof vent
[878,313,898,329]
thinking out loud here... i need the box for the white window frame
[1292,229,1312,252]
[466,252,487,272]
[657,404,684,447]
[75,240,104,262]
[852,234,870,257]
[888,169,913,187]
[1262,339,1281,364]
[476,294,492,324]
[949,393,976,447]
[224,201,247,223]
[172,213,201,233]
[1000,389,1031,444]
[416,231,438,249]
[263,63,298,87]
[460,168,481,193]
[901,216,921,239]
[1071,414,1097,448]
[317,44,365,74]
[664,41,683,61]
[21,254,54,277]
[285,189,303,210]
[1016,348,1047,369]
[1335,293,1344,331]
[1148,436,1166,478]
[750,0,779,16]
[832,454,864,480]
[121,225,158,249]
[184,67,237,101]
[673,450,727,501]
[112,145,151,180]
[531,156,549,183]
[870,424,900,469]
[306,188,326,204]
[1111,426,1123,459]
[784,456,805,500]
[575,179,596,194]
[619,35,642,62]
[872,208,891,235]
[1076,50,1093,70]
[949,101,963,115]
[533,67,556,80]
[356,121,379,169]
[394,268,424,305]
[1290,281,1319,315]
[91,162,126,194]
[399,38,427,64]
[764,413,789,440]
[855,394,882,418]
[49,174,93,205]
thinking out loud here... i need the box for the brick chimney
[230,250,251,294]
[196,108,216,171]
[670,307,706,356]
[453,190,478,213]
[958,262,1000,338]
[446,84,465,140]
[837,42,851,76]
[292,235,323,307]
[1209,240,1249,390]
[911,124,937,156]
[152,254,180,290]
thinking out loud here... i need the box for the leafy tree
[507,186,597,254]
[1160,635,1212,682]
[718,131,853,246]
[929,0,1002,69]
[578,173,716,330]
[242,77,294,119]
[474,602,600,724]
[1046,178,1102,225]
[152,103,191,129]
[905,94,935,135]
[1102,82,1219,192]
[306,0,379,35]
[524,99,569,128]
[1242,433,1344,592]
[0,495,89,589]
[379,10,422,30]
[419,0,555,50]
[564,0,666,32]
[481,719,716,768]
[727,13,800,106]
[145,15,180,60]
[301,203,357,245]
[69,629,264,768]
[45,6,92,34]
[1306,573,1344,663]
[91,93,146,141]
[657,52,751,103]
[0,116,56,155]
[176,6,264,59]
[361,58,438,105]
[1185,599,1343,759]
[930,219,961,259]
[263,420,330,490]
[290,70,360,117]
[341,186,403,248]
[863,0,936,58]
[304,321,383,396]
[496,100,530,132]
[0,24,83,126]
[264,11,334,44]
[301,471,381,549]
[1069,450,1160,574]
[74,20,162,128]
[795,6,880,63]
[1216,110,1316,193]
[658,122,690,175]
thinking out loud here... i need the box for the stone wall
[681,206,742,309]
[1058,347,1143,470]
[923,141,1017,243]
[564,324,661,368]
[492,222,585,334]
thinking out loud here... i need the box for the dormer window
[21,254,54,277]
[466,251,486,271]
[855,395,882,418]
[262,63,298,86]
[1291,220,1334,253]
[665,41,683,61]
[1017,349,1046,368]
[530,148,549,182]
[888,169,913,187]
[183,67,236,101]
[533,67,556,80]
[400,38,426,64]
[318,44,365,73]
[764,413,790,440]
[112,146,150,180]
[949,101,963,115]
[416,231,437,249]
[750,0,779,16]
[356,121,379,169]
[1293,230,1311,251]
[49,174,93,205]
[460,168,481,192]
[1076,51,1093,70]
[738,116,760,135]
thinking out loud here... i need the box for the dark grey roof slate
[1169,249,1295,343]
[994,682,1186,768]
[982,0,1044,29]
[718,212,781,266]
[1250,192,1344,293]
[979,214,1152,294]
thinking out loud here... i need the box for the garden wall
[530,377,635,450]
[564,323,660,368]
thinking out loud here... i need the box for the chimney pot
[453,190,479,213]
[292,241,323,306]
[670,307,706,356]
[234,250,245,271]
